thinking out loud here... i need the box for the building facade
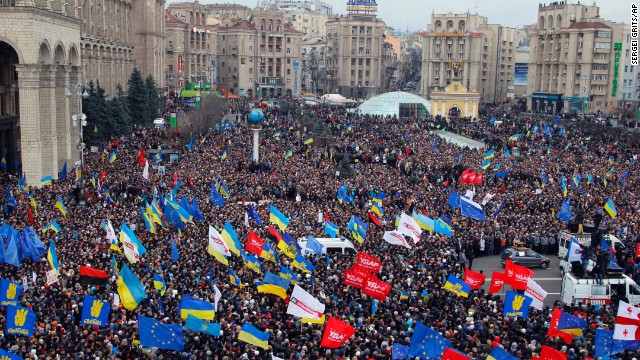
[207,3,251,22]
[619,25,638,113]
[0,0,83,185]
[132,0,166,89]
[216,19,258,97]
[326,12,386,99]
[527,2,625,115]
[419,13,525,103]
[301,37,327,94]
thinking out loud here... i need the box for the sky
[181,0,629,32]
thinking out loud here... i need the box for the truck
[297,237,356,256]
[560,272,640,306]
[558,230,626,275]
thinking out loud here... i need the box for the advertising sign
[211,59,217,85]
[293,60,299,94]
[514,63,528,86]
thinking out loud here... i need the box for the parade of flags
[237,323,270,350]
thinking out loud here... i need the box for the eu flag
[81,295,110,327]
[248,205,263,226]
[595,329,640,358]
[6,305,36,337]
[171,237,179,263]
[557,198,572,222]
[408,322,449,359]
[557,311,587,336]
[306,235,324,254]
[138,315,184,351]
[392,343,410,359]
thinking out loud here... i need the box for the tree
[127,68,147,125]
[82,81,108,146]
[182,96,228,134]
[107,85,132,137]
[144,75,160,121]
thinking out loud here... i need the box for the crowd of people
[0,97,639,360]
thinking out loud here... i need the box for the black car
[501,247,550,269]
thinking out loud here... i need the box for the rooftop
[568,21,610,30]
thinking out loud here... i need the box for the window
[577,41,583,48]
[625,65,629,73]
[287,38,291,43]
[287,78,291,84]
[287,69,290,75]
[351,58,356,65]
[352,37,357,46]
[249,68,252,74]
[594,42,609,49]
[351,70,355,76]
[287,48,291,54]
[591,74,608,81]
[596,31,611,38]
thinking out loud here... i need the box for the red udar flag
[488,271,505,294]
[474,172,484,185]
[504,259,534,290]
[468,171,477,185]
[442,347,471,360]
[320,317,355,348]
[362,276,391,301]
[460,168,470,184]
[463,269,486,290]
[635,243,640,259]
[355,252,382,272]
[78,266,109,285]
[343,269,367,289]
[245,230,265,256]
[540,345,568,360]
[137,149,146,165]
[547,307,574,344]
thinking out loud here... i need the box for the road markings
[532,278,563,281]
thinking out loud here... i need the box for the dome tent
[357,92,430,118]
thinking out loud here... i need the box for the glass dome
[357,92,431,118]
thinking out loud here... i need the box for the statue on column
[447,60,464,81]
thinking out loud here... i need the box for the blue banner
[503,291,532,318]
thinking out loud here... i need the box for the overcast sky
[182,0,629,31]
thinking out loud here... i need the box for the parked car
[501,247,550,269]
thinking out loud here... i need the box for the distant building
[302,37,328,95]
[527,2,625,115]
[254,0,332,38]
[207,3,251,22]
[619,25,638,114]
[269,0,333,16]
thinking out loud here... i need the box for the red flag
[320,317,355,348]
[324,212,330,223]
[442,347,471,360]
[504,260,534,290]
[363,276,391,300]
[355,252,382,272]
[468,171,477,184]
[27,207,34,224]
[460,168,470,184]
[78,266,109,285]
[443,179,450,187]
[474,172,484,185]
[636,243,640,259]
[489,271,505,294]
[137,149,146,165]
[548,308,575,344]
[344,268,367,289]
[540,345,568,360]
[268,226,282,242]
[110,140,119,148]
[368,212,382,227]
[173,173,179,187]
[463,269,486,290]
[99,169,107,182]
[421,208,429,216]
[245,230,265,256]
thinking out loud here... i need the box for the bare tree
[181,96,229,134]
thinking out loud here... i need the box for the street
[472,255,563,307]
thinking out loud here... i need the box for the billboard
[211,59,217,85]
[514,63,528,86]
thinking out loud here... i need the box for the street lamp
[580,75,589,121]
[65,83,89,184]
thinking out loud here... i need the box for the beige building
[207,3,251,22]
[132,0,166,89]
[0,0,83,185]
[285,12,329,38]
[217,10,303,98]
[420,13,526,103]
[326,13,387,99]
[527,2,625,115]
[301,37,328,94]
[165,2,216,94]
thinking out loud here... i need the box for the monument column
[56,66,71,167]
[15,65,43,185]
[40,65,58,178]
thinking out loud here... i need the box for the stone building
[207,3,251,23]
[527,2,625,115]
[0,0,83,185]
[301,37,327,94]
[132,0,166,90]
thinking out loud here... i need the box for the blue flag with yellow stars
[408,322,449,359]
[81,295,110,327]
[138,315,184,351]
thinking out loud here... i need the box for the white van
[153,118,166,128]
[297,237,356,255]
[561,272,640,306]
[557,230,624,259]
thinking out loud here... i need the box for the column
[15,65,43,186]
[55,66,71,166]
[472,100,477,118]
[40,65,58,179]
[464,100,469,117]
[441,101,445,116]
[68,67,80,165]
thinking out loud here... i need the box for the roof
[284,22,301,34]
[165,10,187,25]
[223,20,257,31]
[357,92,431,117]
[568,21,611,30]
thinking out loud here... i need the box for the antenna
[475,0,479,14]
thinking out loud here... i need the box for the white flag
[208,225,231,257]
[244,211,250,228]
[481,193,495,206]
[524,278,547,310]
[120,231,140,264]
[397,212,422,243]
[464,187,476,200]
[614,300,640,340]
[566,238,582,262]
[383,231,411,249]
[142,159,149,180]
[286,284,325,320]
[213,284,222,311]
[106,220,117,244]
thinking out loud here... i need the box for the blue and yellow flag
[49,220,62,233]
[117,265,147,311]
[178,295,215,320]
[303,136,314,145]
[140,207,157,234]
[371,203,383,217]
[54,196,67,216]
[47,240,60,273]
[81,295,110,327]
[481,160,491,170]
[502,291,532,318]
[324,221,339,238]
[0,150,7,170]
[220,220,241,255]
[241,249,262,274]
[400,291,409,300]
[260,242,278,263]
[561,175,568,198]
[40,176,53,186]
[604,198,617,218]
[255,281,288,299]
[483,149,495,160]
[221,150,228,160]
[138,315,184,351]
[153,273,167,295]
[412,211,434,232]
[0,348,23,360]
[279,266,299,284]
[487,346,519,360]
[558,310,587,336]
[238,323,270,350]
[184,314,221,336]
[269,204,289,231]
[292,253,315,273]
[6,305,36,337]
[285,148,293,159]
[0,279,23,306]
[109,151,117,164]
[442,274,470,297]
[229,268,242,287]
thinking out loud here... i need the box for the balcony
[258,77,284,85]
[593,47,611,53]
[0,0,15,6]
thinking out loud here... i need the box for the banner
[363,277,391,301]
[514,63,528,86]
[397,213,422,243]
[320,317,355,348]
[489,271,504,294]
[504,260,533,290]
[383,231,412,249]
[355,252,382,273]
[525,278,548,310]
[463,269,486,290]
[343,269,367,289]
[503,291,533,318]
[287,285,325,320]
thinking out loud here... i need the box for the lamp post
[580,75,589,121]
[65,83,89,184]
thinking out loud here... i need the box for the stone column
[15,65,43,186]
[464,100,469,117]
[68,67,81,166]
[55,66,71,166]
[40,65,58,179]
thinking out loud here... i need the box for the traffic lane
[471,255,563,307]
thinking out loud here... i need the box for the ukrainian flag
[117,265,147,311]
[229,268,242,287]
[165,197,193,224]
[47,240,60,273]
[395,215,400,227]
[109,151,117,164]
[604,198,617,218]
[179,295,215,320]
[40,176,53,186]
[324,221,339,238]
[269,205,289,231]
[442,274,470,297]
[221,220,241,255]
[303,136,314,145]
[400,291,409,300]
[219,183,231,199]
[481,160,491,170]
[55,196,67,217]
[50,220,62,233]
[285,148,293,159]
[371,203,383,217]
[255,281,288,300]
[412,211,434,232]
[292,253,315,273]
[221,150,228,160]
[508,134,522,141]
[279,266,299,284]
[260,242,278,263]
[237,323,270,350]
[483,149,495,160]
[153,273,167,295]
[241,250,262,274]
[277,240,298,259]
[487,346,518,360]
[140,208,156,234]
[561,176,567,198]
